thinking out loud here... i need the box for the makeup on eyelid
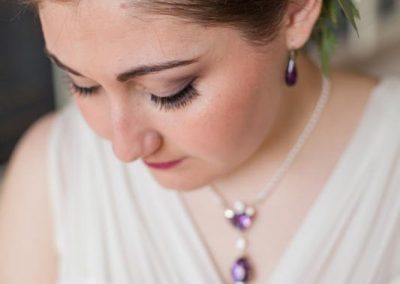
[150,79,200,111]
[68,76,201,112]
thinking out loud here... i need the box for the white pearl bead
[224,209,234,219]
[234,201,245,213]
[245,207,255,217]
[236,237,247,251]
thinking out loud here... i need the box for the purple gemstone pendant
[224,201,256,231]
[231,257,252,283]
[285,50,297,87]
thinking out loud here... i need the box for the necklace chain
[209,75,331,210]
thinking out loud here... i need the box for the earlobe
[284,0,322,50]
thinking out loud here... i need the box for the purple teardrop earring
[285,50,297,86]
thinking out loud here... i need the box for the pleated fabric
[47,77,400,284]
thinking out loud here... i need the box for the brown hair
[25,0,289,47]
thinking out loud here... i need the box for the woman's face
[39,1,289,190]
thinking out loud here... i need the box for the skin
[0,0,380,283]
[39,0,320,193]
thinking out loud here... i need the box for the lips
[144,159,184,170]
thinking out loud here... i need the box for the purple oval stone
[285,57,297,86]
[231,257,251,282]
[232,213,252,231]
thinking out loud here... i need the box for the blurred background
[0,0,400,184]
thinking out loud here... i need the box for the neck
[211,53,324,202]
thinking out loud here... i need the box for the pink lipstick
[144,159,183,170]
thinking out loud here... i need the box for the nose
[110,105,162,163]
[112,124,162,163]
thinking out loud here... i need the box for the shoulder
[328,70,400,127]
[0,112,58,284]
[1,111,57,190]
[1,111,57,189]
[16,112,57,161]
[329,70,380,106]
[330,70,400,104]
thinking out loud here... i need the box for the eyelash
[70,84,100,96]
[150,79,199,111]
[69,79,200,112]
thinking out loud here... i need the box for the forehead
[39,0,219,75]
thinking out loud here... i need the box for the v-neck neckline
[173,77,389,284]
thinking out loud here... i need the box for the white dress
[47,77,400,284]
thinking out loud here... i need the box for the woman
[1,0,399,283]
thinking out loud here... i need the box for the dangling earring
[285,50,297,86]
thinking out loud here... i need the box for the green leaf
[337,0,360,36]
[349,0,361,18]
[320,28,337,75]
[328,0,339,26]
[309,0,360,75]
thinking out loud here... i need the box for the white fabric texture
[47,77,400,284]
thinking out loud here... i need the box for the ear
[283,0,322,50]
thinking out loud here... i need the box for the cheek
[175,68,281,168]
[75,97,112,139]
[209,94,278,165]
[181,40,285,167]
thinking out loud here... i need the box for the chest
[178,100,366,284]
[181,174,325,284]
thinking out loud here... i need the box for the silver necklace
[209,75,331,283]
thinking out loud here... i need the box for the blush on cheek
[192,82,278,170]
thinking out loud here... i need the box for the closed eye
[150,78,200,111]
[68,76,201,112]
[70,82,100,96]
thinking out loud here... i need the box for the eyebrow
[45,49,83,77]
[44,48,199,82]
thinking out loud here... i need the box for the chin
[151,172,211,192]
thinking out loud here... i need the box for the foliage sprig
[311,0,360,74]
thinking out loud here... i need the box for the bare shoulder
[0,112,58,284]
[327,69,380,117]
[331,69,380,103]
